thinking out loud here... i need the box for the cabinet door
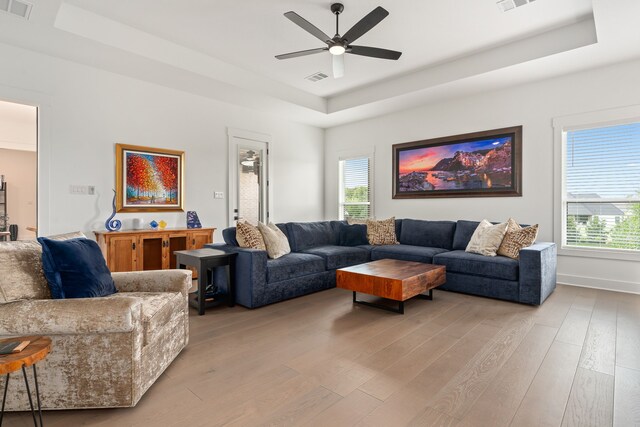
[139,234,166,271]
[188,230,213,250]
[107,235,138,272]
[167,231,188,270]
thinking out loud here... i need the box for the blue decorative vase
[105,190,122,231]
[187,211,202,229]
[149,220,159,230]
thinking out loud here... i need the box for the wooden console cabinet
[94,228,215,274]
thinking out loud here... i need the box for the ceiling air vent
[305,72,329,83]
[0,0,33,19]
[496,0,535,12]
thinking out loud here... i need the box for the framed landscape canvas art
[115,144,184,212]
[392,126,522,199]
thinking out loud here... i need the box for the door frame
[0,84,48,236]
[227,128,271,227]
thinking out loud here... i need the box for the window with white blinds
[339,156,372,220]
[564,122,640,251]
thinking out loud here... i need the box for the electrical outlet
[214,192,224,199]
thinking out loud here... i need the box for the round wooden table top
[0,336,51,375]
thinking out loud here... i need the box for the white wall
[325,58,640,293]
[0,42,325,242]
[0,149,37,240]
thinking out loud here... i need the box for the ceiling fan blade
[332,54,344,79]
[284,11,332,44]
[275,47,328,60]
[341,6,389,44]
[348,45,402,60]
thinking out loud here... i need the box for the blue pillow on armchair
[38,237,117,299]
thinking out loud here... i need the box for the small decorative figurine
[187,211,202,229]
[149,220,159,230]
[105,190,122,231]
[158,220,167,230]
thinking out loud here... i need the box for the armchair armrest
[207,244,268,308]
[112,270,192,297]
[519,242,557,305]
[0,296,142,336]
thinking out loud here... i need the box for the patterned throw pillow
[497,218,539,259]
[236,221,266,250]
[366,217,399,245]
[466,219,508,256]
[258,222,291,259]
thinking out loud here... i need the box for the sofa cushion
[38,237,117,299]
[0,232,86,303]
[370,244,449,264]
[110,291,183,346]
[399,219,456,250]
[302,245,370,270]
[433,250,519,281]
[287,221,338,252]
[452,220,481,250]
[338,223,368,246]
[266,252,325,283]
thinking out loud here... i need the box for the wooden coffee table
[336,259,446,314]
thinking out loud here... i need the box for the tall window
[563,122,640,251]
[339,155,372,220]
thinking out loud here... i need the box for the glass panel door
[229,136,268,226]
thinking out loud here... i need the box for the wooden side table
[0,336,51,426]
[175,248,237,315]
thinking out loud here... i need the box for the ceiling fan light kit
[276,3,402,79]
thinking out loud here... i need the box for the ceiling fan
[275,3,402,79]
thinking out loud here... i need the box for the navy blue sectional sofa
[208,219,557,309]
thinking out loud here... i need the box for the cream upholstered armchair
[0,235,191,410]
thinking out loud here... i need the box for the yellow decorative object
[158,220,167,230]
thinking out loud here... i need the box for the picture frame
[115,144,185,212]
[392,126,522,199]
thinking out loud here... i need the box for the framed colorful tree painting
[115,144,184,212]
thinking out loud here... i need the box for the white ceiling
[63,0,593,98]
[0,0,639,128]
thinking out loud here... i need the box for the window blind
[565,122,640,251]
[339,156,371,220]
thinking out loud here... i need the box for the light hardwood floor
[6,284,640,427]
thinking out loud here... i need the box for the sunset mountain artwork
[116,144,184,212]
[393,127,522,198]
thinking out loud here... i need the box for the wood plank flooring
[5,284,640,427]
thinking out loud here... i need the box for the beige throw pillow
[367,217,399,245]
[497,218,539,259]
[346,217,368,225]
[236,221,266,250]
[466,220,508,256]
[258,222,291,259]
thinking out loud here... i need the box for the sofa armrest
[519,242,557,305]
[0,296,142,336]
[207,244,268,308]
[112,270,192,297]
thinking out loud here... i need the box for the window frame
[338,151,374,221]
[553,105,640,261]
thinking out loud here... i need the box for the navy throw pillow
[338,223,368,246]
[38,237,117,299]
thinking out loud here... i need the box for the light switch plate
[214,192,224,199]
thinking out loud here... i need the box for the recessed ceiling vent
[305,72,328,83]
[0,0,33,19]
[496,0,535,12]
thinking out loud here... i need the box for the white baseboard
[557,274,640,295]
